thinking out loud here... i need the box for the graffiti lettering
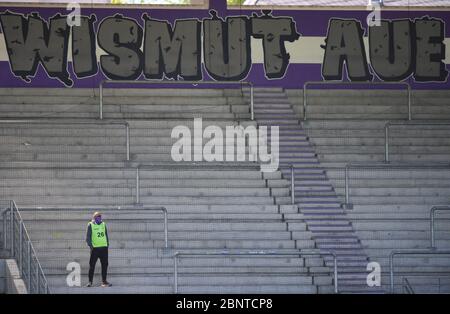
[415,17,448,82]
[143,14,201,80]
[0,10,447,86]
[0,11,72,86]
[323,16,447,82]
[72,15,98,78]
[252,10,300,79]
[203,10,252,81]
[322,19,372,81]
[97,14,143,80]
[369,19,415,81]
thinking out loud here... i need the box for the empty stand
[0,87,334,294]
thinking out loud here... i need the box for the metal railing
[402,277,415,294]
[384,122,450,163]
[303,81,412,121]
[401,275,450,294]
[290,165,295,205]
[0,119,130,161]
[342,163,450,209]
[15,206,169,249]
[173,250,339,294]
[430,206,450,249]
[99,80,254,120]
[278,165,296,205]
[1,200,50,294]
[389,249,450,294]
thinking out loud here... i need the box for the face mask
[94,216,102,224]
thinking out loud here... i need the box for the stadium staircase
[251,88,379,293]
[286,88,450,293]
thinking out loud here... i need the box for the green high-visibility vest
[89,221,108,248]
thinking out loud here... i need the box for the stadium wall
[0,0,449,89]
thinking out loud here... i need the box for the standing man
[85,212,112,287]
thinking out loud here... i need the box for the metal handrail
[389,249,450,294]
[278,165,296,205]
[400,275,450,294]
[303,81,412,121]
[11,206,169,249]
[402,277,415,294]
[0,119,130,161]
[173,250,339,294]
[430,206,450,249]
[1,200,50,294]
[99,80,254,120]
[290,165,295,205]
[384,122,450,163]
[342,163,450,208]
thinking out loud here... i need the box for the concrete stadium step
[11,197,134,206]
[17,205,288,214]
[139,187,279,197]
[43,264,329,276]
[358,239,438,249]
[50,285,173,294]
[9,196,278,206]
[288,213,347,221]
[128,120,256,129]
[347,196,450,205]
[137,196,277,205]
[310,137,450,146]
[0,111,241,119]
[317,154,450,163]
[49,284,328,294]
[46,274,322,288]
[32,239,300,250]
[0,103,244,113]
[0,153,129,162]
[22,213,287,222]
[326,170,450,180]
[346,204,441,211]
[27,222,290,233]
[352,221,439,231]
[0,88,242,97]
[175,285,319,294]
[0,178,287,188]
[303,114,409,120]
[347,212,448,220]
[331,179,450,188]
[355,230,448,240]
[38,256,311,269]
[368,256,450,268]
[0,135,258,146]
[335,187,450,196]
[306,129,450,137]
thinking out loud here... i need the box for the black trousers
[88,247,108,283]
